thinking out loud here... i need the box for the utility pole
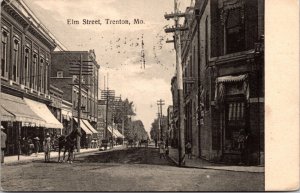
[69,54,93,152]
[157,99,165,141]
[77,54,82,152]
[164,0,187,166]
[157,112,161,142]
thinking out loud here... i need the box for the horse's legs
[58,148,61,162]
[63,149,66,162]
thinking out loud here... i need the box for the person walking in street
[185,141,192,159]
[1,125,7,164]
[159,141,165,159]
[33,136,40,157]
[43,133,51,163]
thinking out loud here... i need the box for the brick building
[50,50,100,147]
[0,0,63,155]
[171,0,264,165]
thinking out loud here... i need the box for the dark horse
[58,129,81,163]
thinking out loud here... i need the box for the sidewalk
[167,148,264,173]
[3,145,124,165]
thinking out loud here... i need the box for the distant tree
[150,116,168,141]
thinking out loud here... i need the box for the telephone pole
[164,0,187,166]
[157,99,165,141]
[69,54,93,152]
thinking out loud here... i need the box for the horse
[58,129,81,163]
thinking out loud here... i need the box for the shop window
[1,30,8,78]
[225,8,245,54]
[224,101,246,152]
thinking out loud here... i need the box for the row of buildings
[0,0,107,155]
[168,0,264,165]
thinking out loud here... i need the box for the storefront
[0,93,63,155]
[214,74,250,162]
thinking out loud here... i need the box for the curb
[166,155,264,173]
[4,149,100,166]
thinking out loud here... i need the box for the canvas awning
[0,106,15,122]
[214,74,249,103]
[107,126,119,138]
[73,118,93,135]
[215,74,248,83]
[61,109,72,121]
[24,98,63,129]
[82,119,98,134]
[0,93,45,126]
[107,126,124,138]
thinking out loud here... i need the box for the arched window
[12,38,20,83]
[24,48,30,86]
[1,30,8,78]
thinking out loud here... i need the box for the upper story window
[39,58,44,92]
[205,16,209,65]
[57,71,63,78]
[12,38,20,83]
[225,8,245,54]
[32,53,38,90]
[24,48,30,86]
[1,30,8,78]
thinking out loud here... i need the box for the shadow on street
[72,147,176,167]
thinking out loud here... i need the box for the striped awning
[214,74,248,103]
[216,74,247,83]
[82,119,98,134]
[73,118,93,135]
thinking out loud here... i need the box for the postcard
[0,0,299,191]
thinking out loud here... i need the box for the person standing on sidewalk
[33,137,40,157]
[43,133,51,163]
[1,125,7,164]
[185,141,192,159]
[159,141,165,159]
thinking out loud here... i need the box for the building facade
[50,50,100,147]
[171,0,264,165]
[1,0,63,155]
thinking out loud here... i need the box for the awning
[61,109,72,121]
[114,129,124,138]
[107,126,119,138]
[107,126,124,138]
[0,106,15,122]
[216,74,247,83]
[82,119,98,134]
[214,74,249,103]
[0,93,45,126]
[24,98,63,129]
[73,118,93,135]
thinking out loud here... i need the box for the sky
[23,0,191,133]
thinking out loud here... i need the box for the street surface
[1,147,264,191]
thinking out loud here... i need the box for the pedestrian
[165,145,169,156]
[43,133,51,163]
[1,125,7,164]
[33,136,40,157]
[159,141,165,159]
[185,141,192,159]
